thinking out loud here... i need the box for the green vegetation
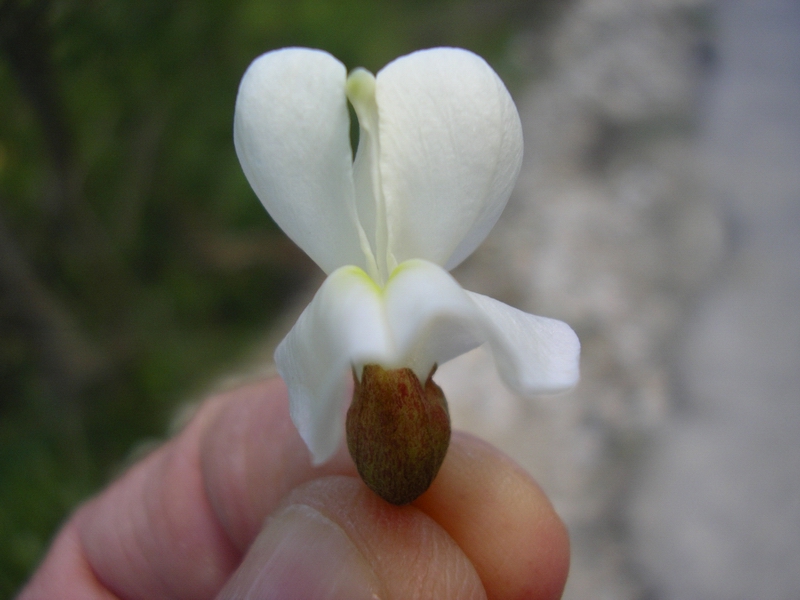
[0,0,553,594]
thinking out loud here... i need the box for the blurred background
[1,0,798,598]
[0,0,557,593]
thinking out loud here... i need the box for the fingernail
[216,504,381,600]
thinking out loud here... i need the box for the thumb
[216,502,380,599]
[216,476,486,600]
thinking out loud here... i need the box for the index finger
[21,377,568,600]
[415,433,570,600]
[201,379,570,599]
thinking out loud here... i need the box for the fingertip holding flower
[235,46,580,501]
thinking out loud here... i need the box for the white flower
[234,47,580,464]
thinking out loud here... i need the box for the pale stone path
[629,1,800,598]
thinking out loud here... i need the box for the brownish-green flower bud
[346,364,451,505]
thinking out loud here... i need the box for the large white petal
[383,260,483,378]
[234,48,369,274]
[467,291,581,394]
[383,260,580,393]
[275,267,393,464]
[375,48,524,270]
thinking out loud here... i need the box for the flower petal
[383,260,580,393]
[383,260,484,378]
[234,48,369,274]
[274,266,393,464]
[278,260,579,463]
[375,48,524,270]
[466,292,581,394]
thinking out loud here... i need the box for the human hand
[18,377,569,599]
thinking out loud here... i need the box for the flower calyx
[346,364,450,505]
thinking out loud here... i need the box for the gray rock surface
[629,1,800,598]
[441,0,799,597]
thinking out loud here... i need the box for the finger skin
[414,433,570,600]
[16,523,119,600]
[20,379,348,600]
[219,476,486,600]
[288,477,487,600]
[17,377,569,600]
[199,377,358,552]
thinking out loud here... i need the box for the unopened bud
[346,364,451,505]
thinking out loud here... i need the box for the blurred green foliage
[0,0,554,594]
